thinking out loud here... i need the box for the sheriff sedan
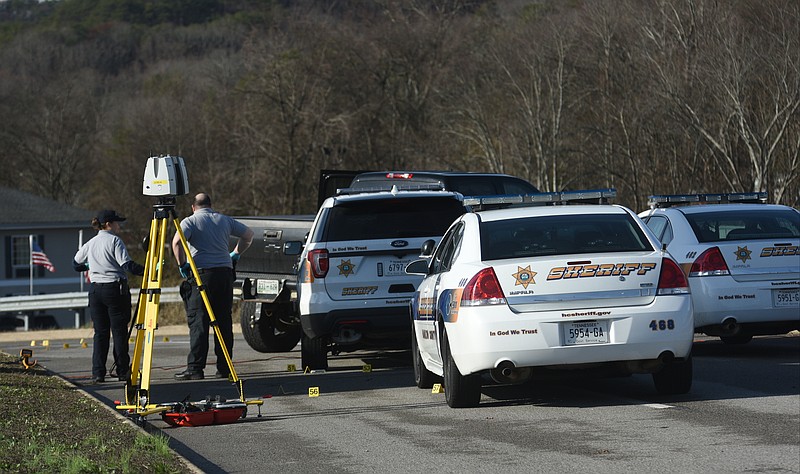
[407,197,694,408]
[640,193,800,344]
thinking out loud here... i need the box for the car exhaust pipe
[658,351,675,365]
[490,360,532,384]
[498,360,515,377]
[331,326,362,344]
[721,317,740,335]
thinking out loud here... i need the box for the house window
[7,235,44,279]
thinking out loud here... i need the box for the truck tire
[301,332,328,371]
[240,301,301,353]
[442,330,481,408]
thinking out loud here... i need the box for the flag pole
[79,229,84,292]
[29,234,34,295]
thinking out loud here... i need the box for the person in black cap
[73,210,145,384]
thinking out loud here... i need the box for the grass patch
[0,352,189,473]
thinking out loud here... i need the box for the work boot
[214,370,231,379]
[91,376,105,384]
[174,369,204,380]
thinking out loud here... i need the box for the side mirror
[284,241,303,256]
[420,239,436,257]
[405,259,429,275]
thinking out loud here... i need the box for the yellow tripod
[116,197,263,419]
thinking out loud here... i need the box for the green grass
[0,352,189,473]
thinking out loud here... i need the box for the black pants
[184,268,234,373]
[89,281,131,378]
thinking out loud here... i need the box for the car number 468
[650,319,675,331]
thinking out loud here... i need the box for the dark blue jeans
[184,268,234,373]
[89,281,131,378]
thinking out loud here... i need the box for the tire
[652,355,692,395]
[301,332,328,371]
[412,327,441,389]
[442,330,481,408]
[720,335,753,345]
[240,301,301,353]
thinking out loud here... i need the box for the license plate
[563,320,609,345]
[256,279,279,295]
[773,288,800,307]
[385,260,411,276]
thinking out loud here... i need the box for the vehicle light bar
[464,188,616,211]
[648,192,768,208]
[385,172,413,179]
[336,183,445,195]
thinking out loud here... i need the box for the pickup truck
[235,170,540,354]
[235,214,313,352]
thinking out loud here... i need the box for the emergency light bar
[648,192,768,208]
[464,188,616,210]
[336,183,445,196]
[143,155,189,197]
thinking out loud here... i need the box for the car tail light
[308,249,329,278]
[689,247,730,277]
[461,268,507,306]
[657,257,690,295]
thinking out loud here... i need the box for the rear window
[323,197,466,241]
[684,209,800,243]
[480,213,652,260]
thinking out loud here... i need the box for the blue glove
[230,251,240,262]
[179,262,191,279]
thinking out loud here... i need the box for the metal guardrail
[0,287,182,313]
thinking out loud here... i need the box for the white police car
[406,190,694,408]
[640,193,800,344]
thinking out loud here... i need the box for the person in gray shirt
[73,210,144,384]
[171,192,253,380]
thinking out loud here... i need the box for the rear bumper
[446,296,693,375]
[300,306,411,345]
[690,277,800,329]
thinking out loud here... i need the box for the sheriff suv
[297,185,468,370]
[407,190,694,408]
[640,193,800,344]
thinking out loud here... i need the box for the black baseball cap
[97,209,126,224]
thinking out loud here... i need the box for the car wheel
[442,330,481,408]
[240,302,301,353]
[720,335,753,345]
[301,332,328,371]
[412,327,441,389]
[652,355,692,395]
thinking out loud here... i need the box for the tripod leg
[124,213,169,411]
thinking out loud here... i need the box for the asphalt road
[2,330,798,473]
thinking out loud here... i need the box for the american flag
[31,241,56,273]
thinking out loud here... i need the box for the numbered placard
[287,364,297,372]
[308,387,320,397]
[431,383,444,394]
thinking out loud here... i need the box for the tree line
[0,0,797,237]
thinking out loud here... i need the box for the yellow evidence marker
[308,387,320,397]
[362,364,372,373]
[287,364,296,372]
[431,383,444,394]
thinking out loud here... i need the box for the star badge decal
[512,265,537,289]
[337,259,356,277]
[734,246,752,263]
